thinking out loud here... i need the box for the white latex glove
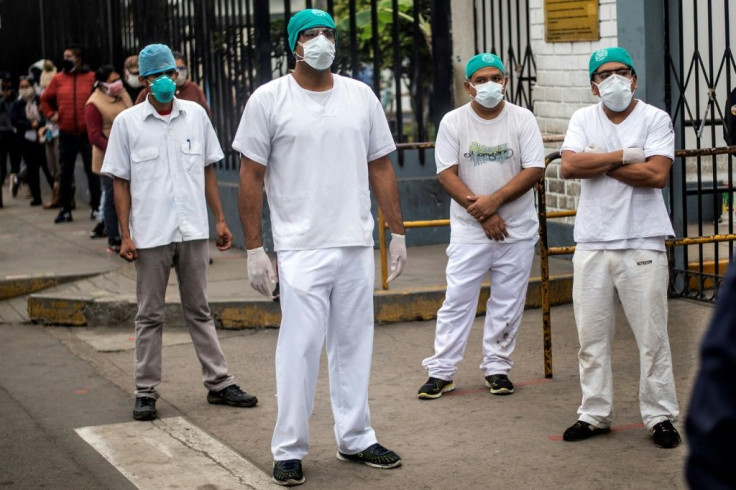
[622,147,645,164]
[246,247,277,298]
[583,143,604,153]
[387,233,407,283]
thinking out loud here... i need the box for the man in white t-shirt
[232,9,406,487]
[417,53,545,400]
[559,47,680,449]
[102,44,258,422]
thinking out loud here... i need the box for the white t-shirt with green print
[435,102,545,243]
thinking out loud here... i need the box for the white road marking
[75,416,272,489]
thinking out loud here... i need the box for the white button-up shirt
[101,98,224,249]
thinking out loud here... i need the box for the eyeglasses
[176,66,187,71]
[593,68,633,82]
[300,28,336,41]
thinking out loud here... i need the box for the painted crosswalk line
[75,416,272,489]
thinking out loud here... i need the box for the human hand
[119,237,138,262]
[215,222,232,251]
[246,247,276,298]
[466,194,501,222]
[481,214,509,241]
[623,147,645,164]
[49,112,59,123]
[387,233,407,282]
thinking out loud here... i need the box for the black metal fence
[665,0,736,300]
[0,0,455,175]
[473,0,535,111]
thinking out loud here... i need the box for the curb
[27,275,574,328]
[0,273,100,301]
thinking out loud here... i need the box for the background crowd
[0,45,209,254]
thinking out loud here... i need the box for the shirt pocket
[181,140,203,173]
[131,146,160,181]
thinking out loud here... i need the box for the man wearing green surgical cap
[233,8,405,487]
[560,46,680,449]
[417,53,545,401]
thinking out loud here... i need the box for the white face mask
[595,74,634,112]
[125,72,142,89]
[471,81,505,109]
[297,35,336,71]
[175,68,187,86]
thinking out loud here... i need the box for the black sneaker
[10,174,19,197]
[207,384,258,407]
[485,374,514,395]
[133,397,157,421]
[563,420,611,441]
[650,420,681,448]
[337,443,402,469]
[90,221,107,239]
[272,459,305,486]
[54,210,72,223]
[417,377,455,399]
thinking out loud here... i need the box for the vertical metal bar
[693,0,705,295]
[253,0,272,87]
[39,0,46,58]
[483,0,488,52]
[725,0,734,263]
[285,0,293,72]
[371,0,380,96]
[489,0,495,53]
[349,0,358,78]
[473,0,479,54]
[412,0,425,158]
[392,0,403,160]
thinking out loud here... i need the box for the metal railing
[378,144,736,378]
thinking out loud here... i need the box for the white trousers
[572,249,679,430]
[422,239,536,380]
[271,247,378,461]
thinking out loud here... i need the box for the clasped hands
[467,194,508,241]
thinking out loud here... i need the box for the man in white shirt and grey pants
[102,43,258,422]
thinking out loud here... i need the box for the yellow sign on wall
[544,0,600,43]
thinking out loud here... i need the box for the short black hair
[65,44,84,60]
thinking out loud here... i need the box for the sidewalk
[0,188,574,327]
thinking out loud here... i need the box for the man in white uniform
[102,44,258,422]
[560,47,680,448]
[233,9,406,487]
[417,53,545,400]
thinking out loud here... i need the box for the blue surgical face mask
[150,75,176,103]
[471,80,505,109]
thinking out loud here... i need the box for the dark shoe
[90,221,107,239]
[133,397,157,421]
[272,459,305,486]
[30,199,42,206]
[272,280,280,301]
[485,374,514,395]
[417,377,455,399]
[207,384,258,407]
[563,420,611,441]
[650,420,681,448]
[90,209,100,220]
[54,210,72,223]
[337,443,402,469]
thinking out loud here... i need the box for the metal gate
[664,0,736,301]
[473,0,535,111]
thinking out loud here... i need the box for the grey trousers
[134,239,234,398]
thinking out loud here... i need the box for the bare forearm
[438,170,475,209]
[491,167,544,205]
[561,150,624,179]
[368,156,405,234]
[113,177,132,240]
[238,157,266,249]
[607,157,671,188]
[204,165,226,223]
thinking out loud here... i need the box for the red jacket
[40,70,95,135]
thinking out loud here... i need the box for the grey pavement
[0,180,716,489]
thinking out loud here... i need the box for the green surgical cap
[465,53,505,79]
[287,9,337,53]
[589,47,635,80]
[139,44,176,77]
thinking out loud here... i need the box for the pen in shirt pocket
[187,138,191,150]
